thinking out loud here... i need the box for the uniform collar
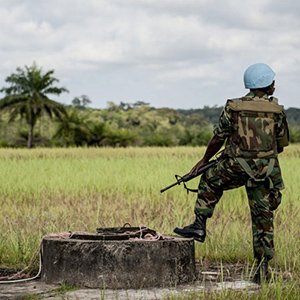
[245,91,269,101]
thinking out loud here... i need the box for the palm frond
[0,63,68,147]
[43,87,69,95]
[0,95,29,110]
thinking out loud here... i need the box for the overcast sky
[0,0,299,109]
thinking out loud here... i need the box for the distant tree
[143,131,173,147]
[288,126,300,143]
[133,101,150,108]
[72,97,81,107]
[107,101,119,112]
[81,95,91,107]
[119,102,132,111]
[119,101,150,111]
[0,63,68,148]
[177,106,222,125]
[103,127,137,147]
[183,113,210,127]
[157,108,181,125]
[87,122,106,146]
[54,108,90,146]
[285,108,300,126]
[72,95,92,109]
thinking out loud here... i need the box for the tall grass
[0,146,299,298]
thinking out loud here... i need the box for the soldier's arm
[189,134,224,175]
[277,112,289,153]
[189,102,230,175]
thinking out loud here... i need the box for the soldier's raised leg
[174,158,248,242]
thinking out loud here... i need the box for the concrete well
[41,229,195,289]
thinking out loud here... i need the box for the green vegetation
[0,100,216,148]
[0,63,299,149]
[1,98,300,148]
[0,146,299,299]
[0,63,68,148]
[0,64,299,298]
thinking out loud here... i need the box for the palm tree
[0,63,68,148]
[54,107,91,146]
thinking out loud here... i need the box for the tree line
[0,63,299,148]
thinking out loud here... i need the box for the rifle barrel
[160,159,218,193]
[160,182,180,193]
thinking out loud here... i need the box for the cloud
[0,0,299,108]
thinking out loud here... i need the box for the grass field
[0,146,299,299]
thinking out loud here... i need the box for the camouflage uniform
[194,92,288,261]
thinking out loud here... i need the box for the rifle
[160,159,218,193]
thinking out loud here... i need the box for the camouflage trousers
[194,157,284,261]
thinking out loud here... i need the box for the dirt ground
[0,262,261,299]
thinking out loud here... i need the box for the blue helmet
[244,63,275,89]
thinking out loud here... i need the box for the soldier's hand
[189,159,207,176]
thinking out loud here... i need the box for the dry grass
[0,146,299,298]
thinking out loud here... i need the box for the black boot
[253,258,269,284]
[174,214,207,242]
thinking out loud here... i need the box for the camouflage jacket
[214,92,288,159]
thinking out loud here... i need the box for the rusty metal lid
[70,225,157,241]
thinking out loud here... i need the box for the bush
[143,132,174,147]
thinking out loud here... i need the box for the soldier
[174,63,289,283]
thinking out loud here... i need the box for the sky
[0,0,299,109]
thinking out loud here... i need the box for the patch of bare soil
[0,262,260,300]
[196,261,251,282]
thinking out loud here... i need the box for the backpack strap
[228,100,283,113]
[236,157,275,188]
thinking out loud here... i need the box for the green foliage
[87,122,106,146]
[144,131,174,146]
[178,105,223,125]
[0,100,217,147]
[179,127,213,146]
[102,127,138,147]
[0,62,68,148]
[54,107,91,146]
[0,63,298,149]
[1,97,300,147]
[285,107,300,126]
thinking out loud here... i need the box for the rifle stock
[160,159,218,193]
